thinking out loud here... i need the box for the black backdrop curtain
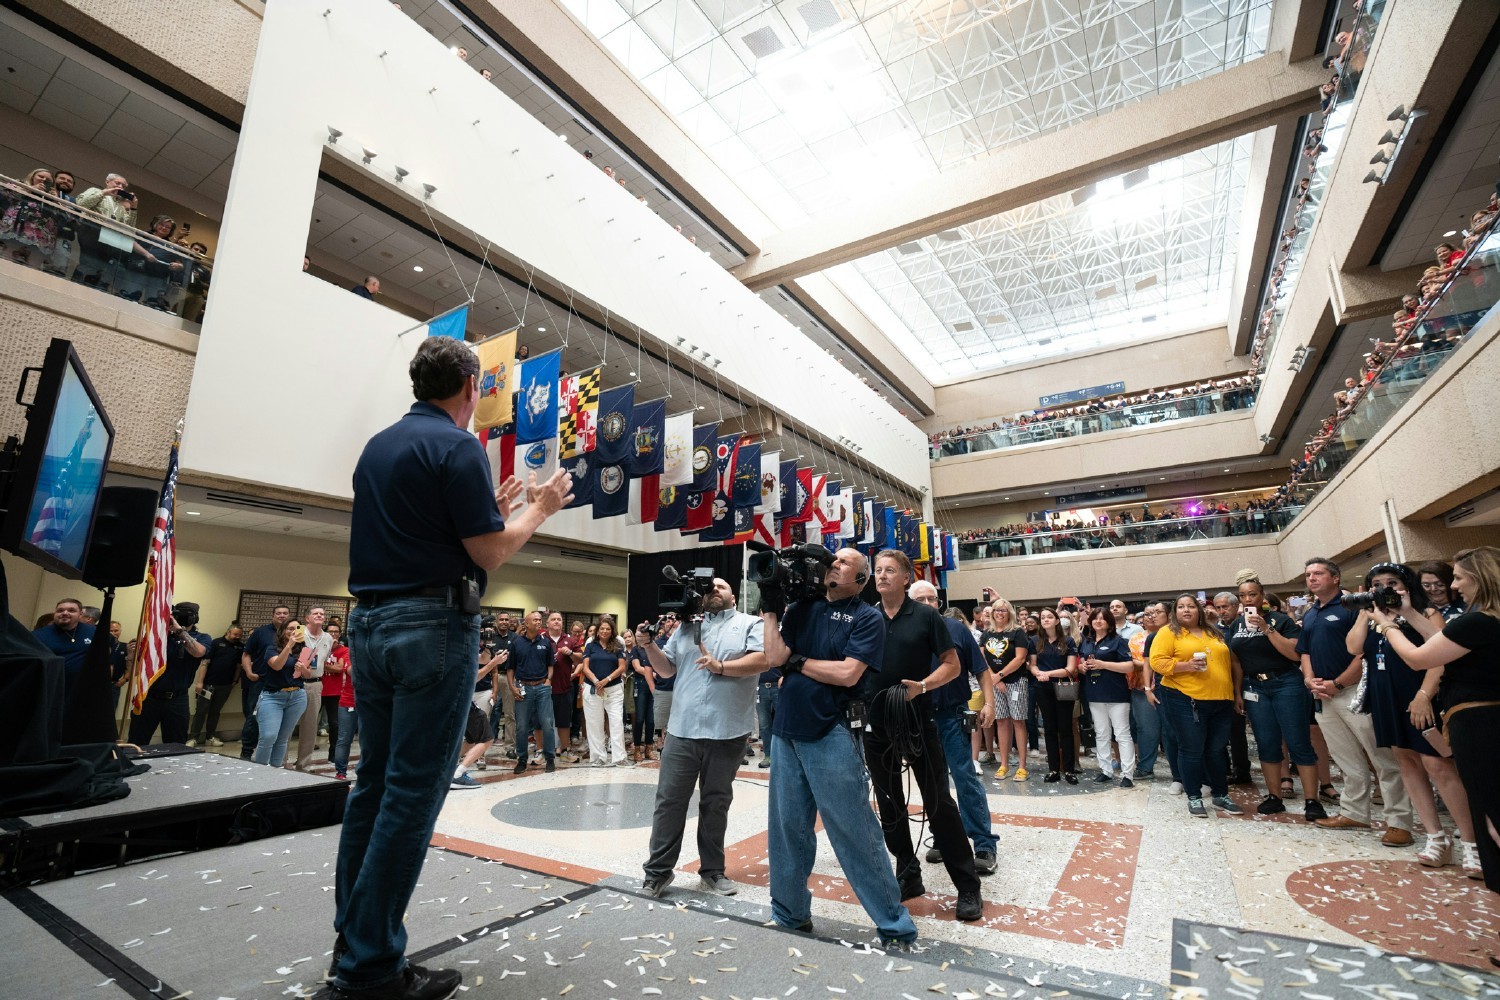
[627,545,745,630]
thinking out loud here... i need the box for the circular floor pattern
[1287,858,1500,972]
[491,780,696,831]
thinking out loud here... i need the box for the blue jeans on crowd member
[513,682,557,761]
[756,682,778,756]
[252,688,306,767]
[333,705,359,777]
[768,728,916,942]
[933,705,998,855]
[1130,689,1162,777]
[1243,669,1318,766]
[333,598,478,993]
[239,677,261,759]
[1157,686,1231,799]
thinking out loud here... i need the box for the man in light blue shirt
[635,578,765,899]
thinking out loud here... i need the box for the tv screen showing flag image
[3,339,114,579]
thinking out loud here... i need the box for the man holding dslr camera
[759,547,918,947]
[127,602,210,746]
[636,577,764,898]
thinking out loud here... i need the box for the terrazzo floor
[186,737,1500,997]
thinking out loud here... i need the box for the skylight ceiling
[831,135,1255,378]
[560,0,1272,226]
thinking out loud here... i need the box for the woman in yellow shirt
[1151,595,1243,819]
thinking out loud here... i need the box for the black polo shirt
[244,623,277,682]
[153,631,213,694]
[1295,597,1358,680]
[873,597,955,699]
[509,631,555,684]
[349,401,506,599]
[203,636,245,686]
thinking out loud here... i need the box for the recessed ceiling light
[532,559,542,563]
[1444,230,1458,237]
[1160,477,1167,480]
[537,326,546,332]
[697,404,705,410]
[412,265,423,272]
[1224,468,1231,472]
[185,510,200,516]
[629,371,636,376]
[1043,491,1050,495]
[1003,497,1010,500]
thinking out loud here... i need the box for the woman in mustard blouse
[1151,594,1244,818]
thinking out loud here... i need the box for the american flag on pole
[130,436,180,715]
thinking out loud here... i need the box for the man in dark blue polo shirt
[761,547,918,947]
[33,597,96,699]
[239,604,290,760]
[330,336,572,1000]
[1296,557,1413,841]
[910,583,996,876]
[504,610,557,773]
[127,602,210,746]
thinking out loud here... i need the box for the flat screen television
[1,339,114,579]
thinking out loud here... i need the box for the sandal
[1319,782,1340,803]
[1279,777,1295,799]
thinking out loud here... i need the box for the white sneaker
[185,739,198,748]
[977,751,995,764]
[1168,781,1185,795]
[206,737,224,747]
[972,760,983,775]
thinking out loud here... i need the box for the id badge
[1375,652,1386,672]
[1242,690,1261,703]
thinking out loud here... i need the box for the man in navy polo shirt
[329,336,572,1000]
[760,547,918,948]
[127,602,210,746]
[910,582,996,877]
[1296,557,1413,843]
[506,610,558,773]
[33,597,95,699]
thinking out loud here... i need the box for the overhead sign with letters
[1038,381,1125,408]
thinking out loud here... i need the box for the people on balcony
[0,168,61,265]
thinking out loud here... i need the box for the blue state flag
[595,384,635,465]
[655,484,687,531]
[733,442,760,508]
[593,462,630,518]
[515,350,561,444]
[561,454,592,508]
[426,305,468,340]
[690,423,718,492]
[778,461,798,518]
[626,398,666,476]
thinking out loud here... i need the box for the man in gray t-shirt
[635,579,765,898]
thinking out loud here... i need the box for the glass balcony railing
[1287,237,1500,495]
[0,173,212,325]
[1250,0,1384,371]
[929,379,1261,460]
[956,505,1305,561]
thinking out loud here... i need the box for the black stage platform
[0,751,346,889]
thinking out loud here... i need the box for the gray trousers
[644,732,748,880]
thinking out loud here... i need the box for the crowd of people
[0,167,212,321]
[928,375,1260,457]
[955,551,1496,891]
[956,496,1306,559]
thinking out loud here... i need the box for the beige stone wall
[924,325,1244,431]
[20,0,261,120]
[0,264,197,478]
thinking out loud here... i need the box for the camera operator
[127,602,210,746]
[760,547,918,947]
[866,552,983,921]
[910,583,997,876]
[635,578,765,898]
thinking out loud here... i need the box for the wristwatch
[1332,679,1346,691]
[784,653,807,675]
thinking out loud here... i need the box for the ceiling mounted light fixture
[326,126,342,144]
[361,146,378,165]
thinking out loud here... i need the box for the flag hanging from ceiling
[733,442,760,509]
[480,425,515,488]
[690,423,719,492]
[753,512,777,547]
[592,461,630,518]
[655,483,687,531]
[861,497,875,545]
[515,437,558,483]
[131,434,181,715]
[683,489,713,533]
[426,304,468,340]
[786,468,816,523]
[515,350,560,445]
[757,451,780,512]
[594,384,634,464]
[878,504,895,548]
[778,461,799,519]
[626,398,667,477]
[561,454,593,509]
[780,518,807,547]
[815,477,840,536]
[472,329,517,432]
[701,434,740,542]
[559,367,601,459]
[661,411,694,486]
[838,487,855,539]
[851,492,866,544]
[633,474,660,524]
[729,505,754,544]
[919,522,933,563]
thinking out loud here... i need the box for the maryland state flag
[472,329,517,432]
[559,366,601,459]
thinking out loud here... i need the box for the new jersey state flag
[472,329,517,432]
